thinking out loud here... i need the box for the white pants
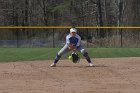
[58,44,86,56]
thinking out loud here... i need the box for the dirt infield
[0,57,140,93]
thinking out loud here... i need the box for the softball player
[50,28,94,67]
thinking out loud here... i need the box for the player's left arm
[76,36,81,48]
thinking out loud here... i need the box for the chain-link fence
[0,28,140,48]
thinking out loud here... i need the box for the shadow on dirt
[54,65,108,68]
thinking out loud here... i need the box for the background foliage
[0,0,140,47]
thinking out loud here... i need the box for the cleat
[89,63,94,67]
[50,63,56,67]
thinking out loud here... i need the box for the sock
[83,52,92,63]
[53,54,61,64]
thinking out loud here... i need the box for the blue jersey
[66,34,81,46]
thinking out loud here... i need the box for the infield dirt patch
[0,57,140,93]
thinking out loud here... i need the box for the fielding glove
[71,52,80,63]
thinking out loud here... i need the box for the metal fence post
[53,28,55,48]
[16,29,19,48]
[120,29,123,47]
[86,28,89,48]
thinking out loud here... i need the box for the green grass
[0,48,140,62]
[87,48,140,58]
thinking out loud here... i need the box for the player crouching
[50,28,94,67]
